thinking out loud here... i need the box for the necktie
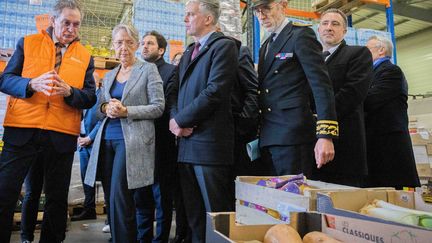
[55,42,65,72]
[322,51,331,60]
[191,42,201,60]
[265,33,276,60]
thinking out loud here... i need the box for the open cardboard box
[235,176,356,225]
[207,211,432,243]
[206,212,321,243]
[316,189,432,230]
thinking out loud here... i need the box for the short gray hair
[321,8,348,29]
[112,24,140,44]
[368,35,393,57]
[52,0,84,20]
[187,0,220,25]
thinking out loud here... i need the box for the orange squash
[263,224,302,243]
[303,231,342,243]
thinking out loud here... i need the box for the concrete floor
[10,215,177,243]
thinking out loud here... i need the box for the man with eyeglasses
[364,36,420,189]
[251,0,338,177]
[0,1,96,242]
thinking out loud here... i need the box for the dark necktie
[322,51,331,60]
[191,42,201,60]
[265,33,276,60]
[55,42,65,72]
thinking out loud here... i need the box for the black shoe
[71,208,97,221]
[170,235,191,243]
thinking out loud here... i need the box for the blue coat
[169,32,238,165]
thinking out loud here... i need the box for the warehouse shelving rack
[241,0,396,64]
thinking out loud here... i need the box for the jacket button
[267,108,271,112]
[259,109,262,114]
[274,70,279,74]
[265,89,269,93]
[257,90,261,94]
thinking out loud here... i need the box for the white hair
[369,35,393,57]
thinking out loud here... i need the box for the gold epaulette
[316,120,339,137]
[292,22,312,27]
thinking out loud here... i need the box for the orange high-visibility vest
[3,30,91,136]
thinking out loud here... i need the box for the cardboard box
[206,212,321,243]
[427,144,432,155]
[235,176,355,225]
[417,163,432,177]
[414,187,432,212]
[411,133,430,145]
[321,213,432,243]
[316,189,432,230]
[413,145,430,164]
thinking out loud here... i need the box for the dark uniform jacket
[170,32,238,165]
[232,45,259,138]
[319,41,372,176]
[258,21,338,148]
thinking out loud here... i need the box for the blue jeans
[20,157,44,242]
[0,130,74,243]
[79,146,96,210]
[104,139,139,243]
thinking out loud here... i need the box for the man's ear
[50,16,56,28]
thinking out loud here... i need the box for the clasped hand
[29,70,72,97]
[169,119,193,137]
[106,98,127,118]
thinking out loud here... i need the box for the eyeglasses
[253,4,276,17]
[112,40,137,48]
[58,20,81,29]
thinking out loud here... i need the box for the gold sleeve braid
[316,120,339,137]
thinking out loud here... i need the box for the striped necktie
[55,42,65,72]
[191,42,201,60]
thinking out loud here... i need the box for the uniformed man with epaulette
[251,0,339,177]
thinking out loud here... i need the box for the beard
[143,52,160,63]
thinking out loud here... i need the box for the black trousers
[178,163,234,243]
[261,143,315,177]
[0,130,74,243]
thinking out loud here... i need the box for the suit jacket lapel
[122,62,143,101]
[104,66,119,100]
[263,22,294,76]
[258,37,271,80]
[325,40,346,64]
[180,32,222,87]
[179,44,194,85]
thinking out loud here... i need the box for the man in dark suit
[252,0,338,177]
[365,36,420,189]
[136,30,177,243]
[0,1,96,242]
[315,9,372,187]
[232,45,260,175]
[168,0,238,242]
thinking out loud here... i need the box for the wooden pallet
[93,56,120,70]
[312,0,364,14]
[12,212,44,230]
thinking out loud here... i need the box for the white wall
[397,28,432,95]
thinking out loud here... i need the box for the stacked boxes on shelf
[133,0,186,62]
[0,0,56,49]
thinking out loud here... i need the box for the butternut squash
[302,231,342,243]
[263,224,302,243]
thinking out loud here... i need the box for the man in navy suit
[315,9,372,187]
[252,0,338,177]
[365,36,420,189]
[135,30,177,243]
[0,1,96,242]
[168,0,238,242]
[71,72,105,221]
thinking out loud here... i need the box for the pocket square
[275,52,293,60]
